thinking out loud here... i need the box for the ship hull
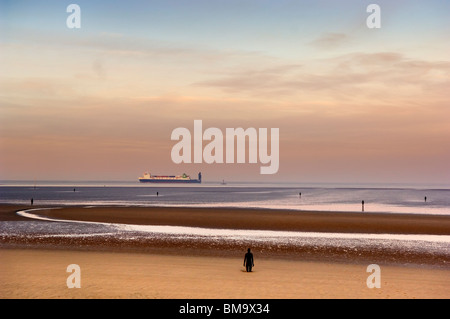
[139,179,201,183]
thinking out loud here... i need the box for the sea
[1,180,450,215]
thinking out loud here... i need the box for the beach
[2,248,449,299]
[1,204,449,299]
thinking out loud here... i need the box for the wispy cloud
[195,52,450,103]
[309,32,350,50]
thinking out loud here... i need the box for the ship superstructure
[139,172,202,183]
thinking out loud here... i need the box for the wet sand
[22,205,450,234]
[2,204,450,264]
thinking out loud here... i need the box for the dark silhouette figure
[31,198,34,206]
[73,188,76,192]
[362,200,365,212]
[425,196,427,203]
[243,248,254,272]
[156,192,159,197]
[299,192,301,198]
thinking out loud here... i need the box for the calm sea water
[1,181,449,215]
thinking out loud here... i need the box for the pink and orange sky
[1,0,449,183]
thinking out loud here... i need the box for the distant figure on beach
[31,198,33,206]
[73,188,76,192]
[425,196,427,203]
[157,192,159,197]
[362,200,365,212]
[243,248,254,272]
[299,192,301,198]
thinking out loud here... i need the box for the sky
[0,0,449,184]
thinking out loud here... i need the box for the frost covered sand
[1,249,449,299]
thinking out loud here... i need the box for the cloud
[309,33,350,50]
[4,26,270,65]
[195,52,450,103]
[92,59,105,78]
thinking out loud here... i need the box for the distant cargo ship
[139,172,202,183]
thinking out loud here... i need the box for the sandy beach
[1,248,449,299]
[1,204,449,299]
